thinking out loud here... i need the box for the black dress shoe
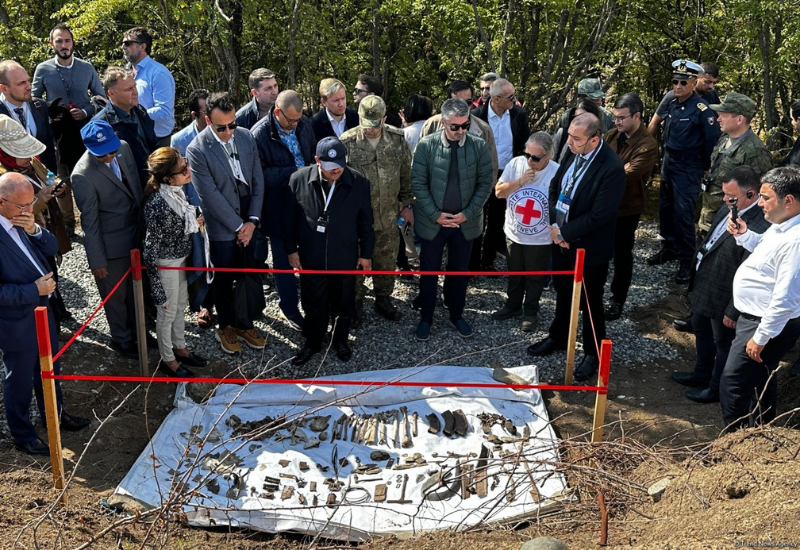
[110,340,139,360]
[604,300,623,321]
[158,360,194,378]
[685,387,719,403]
[574,355,599,382]
[60,411,91,431]
[335,341,352,362]
[646,247,678,266]
[14,437,50,456]
[292,346,320,366]
[671,371,709,388]
[673,315,693,333]
[675,260,692,284]
[175,352,208,368]
[526,338,566,357]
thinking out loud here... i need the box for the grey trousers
[95,255,136,344]
[155,256,189,362]
[505,239,550,316]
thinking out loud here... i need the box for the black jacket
[780,137,800,167]
[251,109,317,239]
[310,107,359,141]
[474,102,530,159]
[548,145,626,266]
[0,99,57,172]
[235,98,262,131]
[92,102,157,185]
[285,165,375,270]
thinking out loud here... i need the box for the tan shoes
[235,327,267,349]
[216,326,241,354]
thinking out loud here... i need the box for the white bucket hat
[0,114,46,159]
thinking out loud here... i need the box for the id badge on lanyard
[317,182,336,233]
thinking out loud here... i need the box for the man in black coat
[473,78,530,270]
[671,166,770,403]
[251,90,317,330]
[285,137,375,366]
[310,78,359,141]
[527,113,626,381]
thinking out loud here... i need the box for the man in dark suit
[71,120,144,359]
[527,113,626,381]
[473,78,530,270]
[188,92,266,354]
[310,78,359,141]
[0,60,57,172]
[0,172,89,455]
[671,166,770,403]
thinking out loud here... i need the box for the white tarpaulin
[114,365,568,541]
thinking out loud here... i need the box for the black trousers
[691,312,735,393]
[419,227,472,323]
[300,273,355,348]
[549,246,608,357]
[209,239,256,330]
[720,316,800,432]
[609,214,640,304]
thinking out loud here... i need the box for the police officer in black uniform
[648,60,720,284]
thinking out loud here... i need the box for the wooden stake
[35,306,67,503]
[591,339,612,443]
[130,249,149,377]
[565,248,585,385]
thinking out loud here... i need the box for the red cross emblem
[515,199,542,225]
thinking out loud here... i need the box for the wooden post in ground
[591,339,612,443]
[130,249,149,377]
[565,248,585,385]
[35,307,67,503]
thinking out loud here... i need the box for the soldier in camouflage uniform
[701,93,772,232]
[340,95,414,325]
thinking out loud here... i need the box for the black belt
[740,312,761,322]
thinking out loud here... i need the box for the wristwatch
[248,217,260,229]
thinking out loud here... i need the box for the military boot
[375,296,401,321]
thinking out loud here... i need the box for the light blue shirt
[487,105,513,169]
[0,93,37,136]
[133,55,175,138]
[170,121,201,157]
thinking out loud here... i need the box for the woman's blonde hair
[145,147,183,200]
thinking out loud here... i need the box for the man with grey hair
[251,89,316,331]
[474,78,530,270]
[411,98,493,341]
[472,71,499,110]
[311,78,359,140]
[527,113,626,382]
[492,132,560,332]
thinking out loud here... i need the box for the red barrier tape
[156,266,575,276]
[42,372,606,393]
[53,267,132,362]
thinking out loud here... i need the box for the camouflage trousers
[699,183,724,233]
[357,228,396,301]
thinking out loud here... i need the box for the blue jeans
[270,236,301,317]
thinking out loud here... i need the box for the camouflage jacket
[340,125,414,232]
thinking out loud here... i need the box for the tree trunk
[0,2,16,56]
[498,0,515,78]
[372,0,382,77]
[470,0,495,73]
[287,0,303,87]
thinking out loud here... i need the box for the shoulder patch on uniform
[697,103,707,111]
[708,117,715,125]
[339,128,357,142]
[385,125,405,136]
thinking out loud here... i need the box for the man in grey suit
[32,23,106,232]
[71,120,143,359]
[671,166,770,403]
[187,92,266,354]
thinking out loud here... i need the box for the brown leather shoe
[216,326,241,354]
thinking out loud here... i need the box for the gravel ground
[0,222,682,442]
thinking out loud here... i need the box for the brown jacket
[604,124,658,217]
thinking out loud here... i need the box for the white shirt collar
[488,105,509,121]
[0,213,14,233]
[53,56,75,69]
[0,92,25,111]
[775,212,800,233]
[211,128,234,149]
[326,108,344,124]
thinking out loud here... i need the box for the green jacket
[340,125,413,233]
[411,130,494,241]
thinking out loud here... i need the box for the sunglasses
[170,161,190,177]
[447,120,471,132]
[672,79,689,86]
[353,88,368,95]
[523,152,543,162]
[1,196,38,211]
[480,86,492,91]
[214,122,238,132]
[97,149,119,160]
[122,40,144,47]
[501,93,516,102]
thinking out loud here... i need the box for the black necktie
[575,154,586,172]
[14,107,27,131]
[15,226,47,273]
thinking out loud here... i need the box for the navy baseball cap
[80,119,121,156]
[316,136,347,170]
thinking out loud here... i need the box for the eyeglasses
[1,196,38,211]
[170,161,190,178]
[480,86,492,91]
[672,79,689,86]
[122,40,144,47]
[447,120,471,132]
[277,110,301,126]
[612,115,632,123]
[353,88,368,95]
[213,122,238,132]
[523,152,543,162]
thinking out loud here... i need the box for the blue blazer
[0,226,59,352]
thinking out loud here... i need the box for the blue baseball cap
[316,136,347,170]
[80,119,122,156]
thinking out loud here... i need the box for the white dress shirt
[733,213,800,345]
[327,109,346,138]
[1,93,37,136]
[0,215,46,277]
[487,106,513,170]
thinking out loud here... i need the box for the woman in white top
[400,94,433,155]
[491,132,560,332]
